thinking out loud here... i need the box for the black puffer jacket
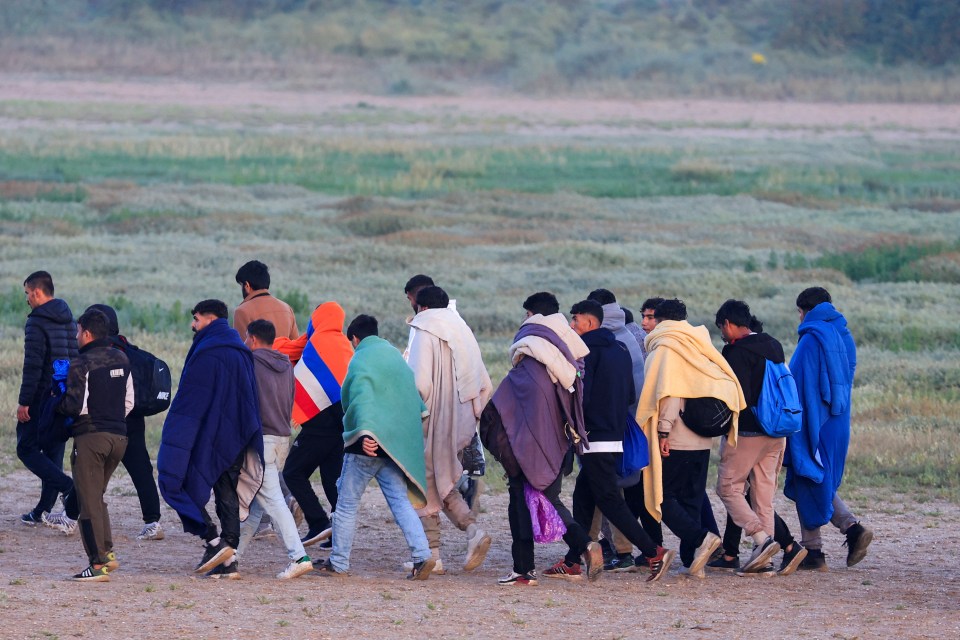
[19,298,78,406]
[721,332,785,435]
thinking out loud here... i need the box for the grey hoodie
[600,303,645,415]
[252,348,295,437]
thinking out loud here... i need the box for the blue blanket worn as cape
[157,318,264,536]
[784,302,857,529]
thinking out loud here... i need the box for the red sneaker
[646,546,676,582]
[543,559,583,581]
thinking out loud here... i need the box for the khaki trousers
[716,435,785,537]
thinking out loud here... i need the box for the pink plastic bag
[524,482,566,543]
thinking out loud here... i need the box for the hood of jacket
[30,298,74,325]
[252,347,292,374]
[311,301,346,334]
[581,326,617,349]
[730,332,785,364]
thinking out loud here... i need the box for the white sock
[207,536,221,548]
[751,532,768,546]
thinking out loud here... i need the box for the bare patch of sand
[1,468,958,639]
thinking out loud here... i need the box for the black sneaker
[194,541,235,574]
[742,537,781,573]
[798,548,828,572]
[71,564,110,582]
[316,558,349,577]
[407,558,437,581]
[777,543,808,576]
[207,559,241,580]
[707,555,740,571]
[604,553,637,573]
[20,511,46,526]
[318,538,332,550]
[598,537,616,565]
[843,523,874,567]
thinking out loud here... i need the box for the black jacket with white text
[58,338,134,437]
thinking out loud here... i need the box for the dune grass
[1,101,958,500]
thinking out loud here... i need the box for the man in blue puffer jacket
[158,299,264,576]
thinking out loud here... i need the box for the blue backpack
[751,360,802,437]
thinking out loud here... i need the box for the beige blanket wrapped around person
[636,319,746,521]
[408,307,493,517]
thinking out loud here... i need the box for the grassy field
[1,90,959,501]
[2,1,959,102]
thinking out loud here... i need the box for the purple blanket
[490,323,588,490]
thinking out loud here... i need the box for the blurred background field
[1,0,959,101]
[0,0,958,502]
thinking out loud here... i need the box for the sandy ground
[3,75,960,134]
[0,467,958,640]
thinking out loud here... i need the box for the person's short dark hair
[24,270,55,296]
[235,260,271,291]
[641,297,665,313]
[796,287,831,312]
[85,304,120,336]
[654,299,687,321]
[622,307,634,324]
[569,299,604,324]
[192,299,229,319]
[247,318,276,345]
[77,309,110,341]
[588,288,617,305]
[523,291,560,317]
[346,314,378,341]
[404,274,434,295]
[415,286,449,310]
[715,299,763,333]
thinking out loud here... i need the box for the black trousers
[283,431,343,532]
[508,471,591,575]
[201,452,243,548]
[564,452,657,565]
[64,415,161,524]
[623,480,664,546]
[121,415,161,524]
[722,488,796,556]
[660,449,711,567]
[16,406,73,516]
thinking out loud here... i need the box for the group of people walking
[14,262,872,585]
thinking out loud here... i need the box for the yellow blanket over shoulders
[636,320,746,521]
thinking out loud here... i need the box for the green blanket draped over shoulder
[341,335,429,508]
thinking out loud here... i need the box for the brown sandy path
[2,75,959,131]
[1,468,958,639]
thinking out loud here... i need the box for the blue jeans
[238,435,306,561]
[330,453,430,573]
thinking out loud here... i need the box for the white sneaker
[43,511,77,535]
[402,558,446,575]
[277,558,314,580]
[464,527,492,571]
[137,521,165,541]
